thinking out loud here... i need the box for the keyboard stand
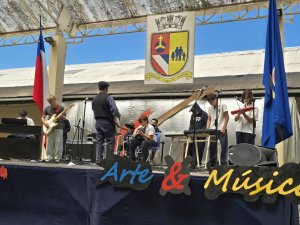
[184,134,217,169]
[165,133,187,160]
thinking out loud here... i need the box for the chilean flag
[33,20,49,113]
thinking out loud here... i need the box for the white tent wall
[65,96,300,164]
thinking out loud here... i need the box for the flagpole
[276,2,285,166]
[277,5,284,49]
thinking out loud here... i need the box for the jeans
[95,119,115,162]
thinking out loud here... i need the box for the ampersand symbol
[161,162,189,191]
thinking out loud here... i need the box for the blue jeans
[129,137,156,161]
[95,119,115,162]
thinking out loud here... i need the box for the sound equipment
[66,141,96,162]
[0,124,42,160]
[230,107,254,115]
[1,118,27,126]
[228,143,278,167]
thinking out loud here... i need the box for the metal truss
[1,0,300,47]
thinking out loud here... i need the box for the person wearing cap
[92,81,121,162]
[234,89,258,144]
[18,109,35,126]
[187,103,208,168]
[206,93,229,166]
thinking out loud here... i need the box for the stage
[0,160,298,225]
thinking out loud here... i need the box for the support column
[48,34,67,104]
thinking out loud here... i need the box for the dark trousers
[236,132,255,145]
[95,119,115,162]
[129,137,156,161]
[63,135,67,157]
[209,130,228,167]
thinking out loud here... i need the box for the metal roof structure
[0,0,299,47]
[0,47,299,101]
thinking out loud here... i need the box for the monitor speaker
[66,141,96,162]
[228,143,278,167]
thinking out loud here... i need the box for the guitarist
[41,95,64,163]
[92,81,121,163]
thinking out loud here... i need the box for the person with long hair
[234,89,258,145]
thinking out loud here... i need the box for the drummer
[234,89,258,145]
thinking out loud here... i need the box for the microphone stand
[252,98,256,145]
[69,118,81,162]
[214,90,221,166]
[79,99,88,163]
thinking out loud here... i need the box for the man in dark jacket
[187,103,208,168]
[92,81,121,162]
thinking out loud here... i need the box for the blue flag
[262,0,293,148]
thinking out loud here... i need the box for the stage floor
[0,158,210,177]
[0,159,298,225]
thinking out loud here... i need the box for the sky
[0,14,299,70]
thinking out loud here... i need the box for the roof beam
[0,0,300,47]
[33,0,78,37]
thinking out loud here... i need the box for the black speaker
[228,143,278,167]
[66,141,96,162]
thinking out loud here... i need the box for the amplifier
[66,141,96,162]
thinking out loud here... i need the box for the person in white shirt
[234,89,258,145]
[128,116,157,162]
[206,93,229,167]
[18,110,35,126]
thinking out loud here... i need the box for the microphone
[215,90,221,98]
[235,96,243,102]
[82,98,89,103]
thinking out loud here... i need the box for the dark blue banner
[262,0,293,147]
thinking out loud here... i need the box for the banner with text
[145,12,195,84]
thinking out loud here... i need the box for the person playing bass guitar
[41,95,64,163]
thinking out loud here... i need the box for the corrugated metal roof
[0,0,269,37]
[0,73,299,100]
[0,47,300,89]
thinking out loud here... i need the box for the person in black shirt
[92,81,121,162]
[187,103,208,168]
[62,115,71,158]
[41,95,64,163]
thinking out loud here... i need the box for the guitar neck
[53,104,74,121]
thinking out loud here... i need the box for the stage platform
[0,160,298,225]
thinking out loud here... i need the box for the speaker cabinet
[66,141,96,162]
[228,143,278,167]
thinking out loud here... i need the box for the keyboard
[183,129,220,136]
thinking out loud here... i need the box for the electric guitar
[114,116,129,135]
[43,103,75,135]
